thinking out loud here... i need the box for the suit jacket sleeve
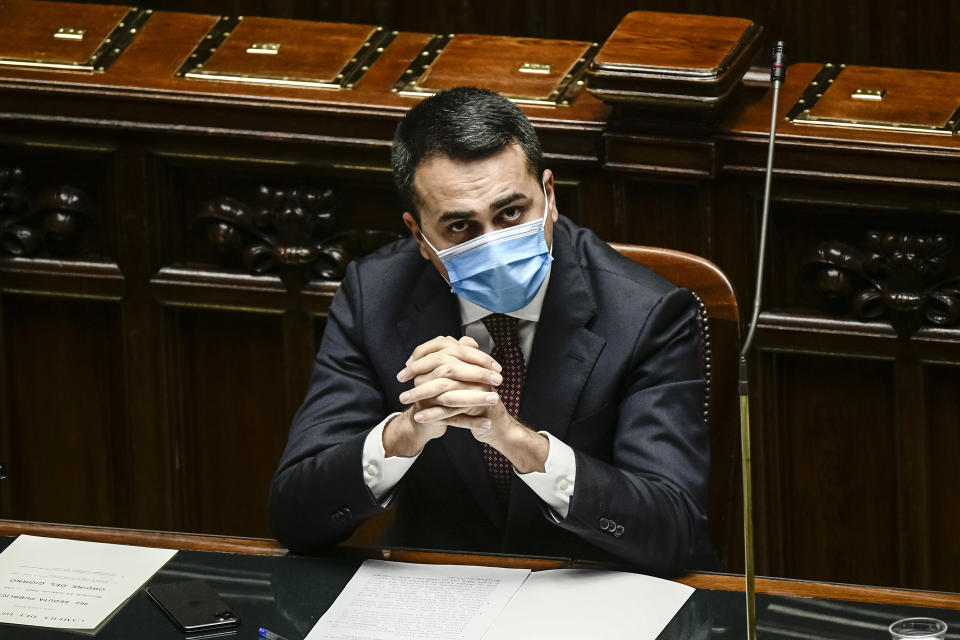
[554,287,711,574]
[269,260,389,553]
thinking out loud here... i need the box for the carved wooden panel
[0,144,116,262]
[165,306,292,536]
[151,153,407,288]
[0,293,125,525]
[808,231,959,337]
[765,201,960,328]
[195,184,403,289]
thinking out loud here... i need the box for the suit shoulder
[352,235,421,271]
[344,235,426,284]
[559,218,677,298]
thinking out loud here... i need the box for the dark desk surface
[1,521,959,639]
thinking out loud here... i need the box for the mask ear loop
[417,224,441,256]
[542,181,555,258]
[415,226,453,287]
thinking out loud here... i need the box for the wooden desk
[2,520,959,622]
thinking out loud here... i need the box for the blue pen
[258,628,288,640]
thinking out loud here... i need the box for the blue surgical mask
[420,184,553,313]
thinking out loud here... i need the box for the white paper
[306,559,530,640]
[483,568,695,640]
[0,535,177,630]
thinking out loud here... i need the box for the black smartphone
[146,580,240,633]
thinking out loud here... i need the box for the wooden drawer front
[395,34,596,106]
[788,64,960,135]
[0,1,144,71]
[182,16,390,90]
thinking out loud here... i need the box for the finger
[444,413,493,431]
[400,377,472,404]
[413,372,495,390]
[398,348,501,382]
[402,385,499,408]
[459,335,479,349]
[399,377,486,404]
[410,362,503,390]
[411,398,496,424]
[405,335,461,365]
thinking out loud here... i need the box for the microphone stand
[740,40,785,640]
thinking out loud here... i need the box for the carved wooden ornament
[0,166,97,258]
[195,184,400,290]
[808,230,960,337]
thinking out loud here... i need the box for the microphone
[771,41,786,83]
[742,40,786,359]
[740,39,786,640]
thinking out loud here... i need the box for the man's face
[402,143,558,281]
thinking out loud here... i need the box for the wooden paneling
[0,294,125,525]
[619,176,711,257]
[166,306,291,536]
[926,364,960,590]
[755,353,900,586]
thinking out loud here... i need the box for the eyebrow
[491,192,529,211]
[437,192,530,223]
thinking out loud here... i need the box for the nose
[476,221,501,236]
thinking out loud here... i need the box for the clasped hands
[382,335,548,473]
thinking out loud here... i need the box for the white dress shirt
[360,265,577,517]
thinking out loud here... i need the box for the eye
[448,219,469,234]
[501,207,523,221]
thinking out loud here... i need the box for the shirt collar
[457,264,552,326]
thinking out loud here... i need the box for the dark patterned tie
[480,313,525,505]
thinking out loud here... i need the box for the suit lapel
[506,223,606,547]
[397,264,506,531]
[520,225,606,443]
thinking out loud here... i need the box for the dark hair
[391,87,544,221]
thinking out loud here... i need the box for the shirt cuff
[362,413,420,504]
[515,431,576,519]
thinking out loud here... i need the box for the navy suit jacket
[269,216,713,575]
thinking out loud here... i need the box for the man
[269,87,713,575]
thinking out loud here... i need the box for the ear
[542,169,558,223]
[402,212,432,261]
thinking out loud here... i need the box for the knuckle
[437,363,455,379]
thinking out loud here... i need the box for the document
[483,568,695,640]
[306,560,530,640]
[0,535,177,631]
[306,560,694,640]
